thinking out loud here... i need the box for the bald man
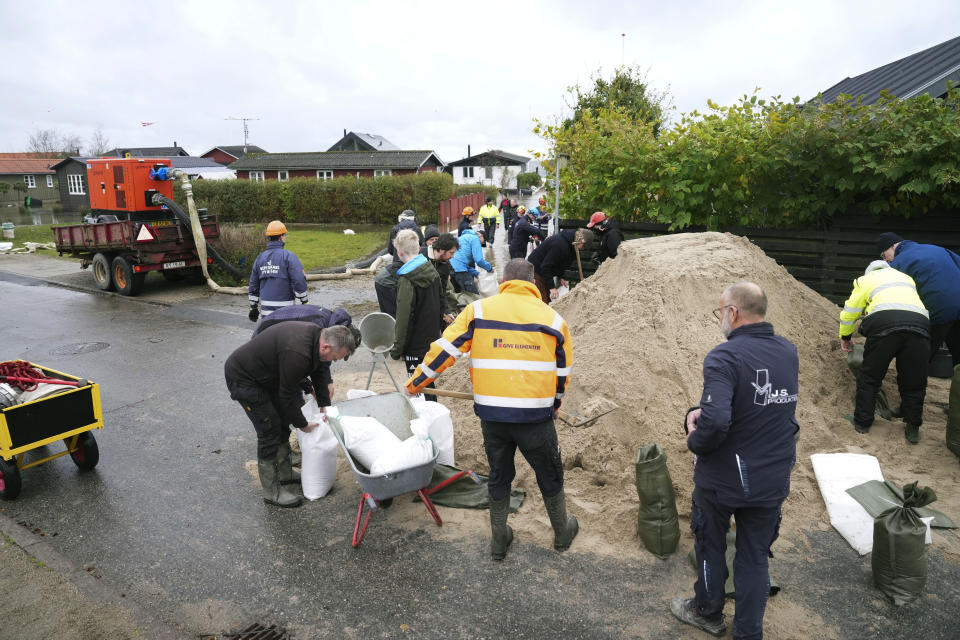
[671,282,799,640]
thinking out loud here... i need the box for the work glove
[248,307,259,322]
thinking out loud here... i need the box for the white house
[447,149,530,189]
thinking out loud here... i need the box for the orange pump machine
[86,158,174,221]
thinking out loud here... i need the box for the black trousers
[482,219,496,244]
[930,320,960,367]
[226,379,288,460]
[691,486,782,640]
[403,355,436,402]
[855,331,929,428]
[481,418,564,501]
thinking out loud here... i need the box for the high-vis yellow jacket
[478,204,499,223]
[406,279,573,423]
[839,266,928,339]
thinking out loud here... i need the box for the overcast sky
[2,1,958,164]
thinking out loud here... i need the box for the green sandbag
[947,364,960,458]
[846,344,894,420]
[872,481,936,606]
[686,530,781,597]
[416,464,525,512]
[634,444,679,557]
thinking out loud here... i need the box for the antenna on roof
[225,116,261,154]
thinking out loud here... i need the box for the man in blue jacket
[449,222,493,295]
[879,232,960,368]
[671,281,798,640]
[248,221,309,321]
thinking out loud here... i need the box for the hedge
[174,172,455,225]
[454,184,499,201]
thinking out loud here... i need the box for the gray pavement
[1,250,959,638]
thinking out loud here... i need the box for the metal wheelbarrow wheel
[0,458,22,500]
[66,432,99,470]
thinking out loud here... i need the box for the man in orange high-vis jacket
[405,258,579,561]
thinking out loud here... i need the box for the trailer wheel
[0,458,21,500]
[67,432,99,470]
[112,256,145,296]
[92,253,114,291]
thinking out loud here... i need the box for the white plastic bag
[478,270,499,298]
[346,388,377,400]
[339,415,402,470]
[370,435,434,475]
[297,399,338,499]
[408,398,455,466]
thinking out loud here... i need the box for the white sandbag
[297,398,338,499]
[810,453,884,555]
[339,415,402,469]
[408,398,455,466]
[370,435,434,475]
[346,388,377,400]
[478,270,499,298]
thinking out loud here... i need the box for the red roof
[0,158,57,175]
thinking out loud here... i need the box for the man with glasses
[671,282,798,639]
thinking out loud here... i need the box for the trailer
[52,157,220,296]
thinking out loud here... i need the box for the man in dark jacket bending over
[225,323,356,508]
[671,282,798,640]
[526,228,593,302]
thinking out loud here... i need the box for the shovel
[428,388,617,428]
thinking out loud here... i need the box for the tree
[87,127,110,156]
[563,65,671,137]
[516,172,542,190]
[27,128,82,155]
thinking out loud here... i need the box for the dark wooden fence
[438,192,486,234]
[561,211,960,304]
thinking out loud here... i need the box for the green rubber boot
[544,490,579,552]
[489,496,513,561]
[258,458,302,508]
[276,440,301,485]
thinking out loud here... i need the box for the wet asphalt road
[1,270,959,639]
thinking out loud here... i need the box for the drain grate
[221,623,292,640]
[48,342,110,356]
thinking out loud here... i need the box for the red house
[200,145,268,166]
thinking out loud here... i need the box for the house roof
[229,150,444,171]
[816,35,960,105]
[327,131,399,151]
[446,149,531,167]
[49,157,91,171]
[101,146,190,157]
[168,157,228,169]
[200,145,268,159]
[0,158,57,174]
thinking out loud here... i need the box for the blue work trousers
[691,485,782,640]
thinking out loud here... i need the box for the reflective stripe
[437,338,463,359]
[557,367,571,376]
[868,281,916,302]
[472,300,484,320]
[473,394,555,408]
[471,359,557,371]
[842,305,862,314]
[248,295,260,303]
[418,362,437,378]
[260,299,296,307]
[840,319,857,326]
[871,302,929,317]
[294,289,308,297]
[551,312,564,331]
[555,393,564,399]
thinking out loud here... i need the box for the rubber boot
[904,422,920,444]
[489,496,513,561]
[257,458,302,508]
[276,440,301,485]
[544,490,579,551]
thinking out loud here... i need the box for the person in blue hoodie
[449,218,494,295]
[248,221,309,321]
[670,281,798,640]
[879,232,960,368]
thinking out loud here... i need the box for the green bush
[176,173,455,226]
[52,204,63,214]
[208,224,260,286]
[454,184,499,200]
[516,172,542,189]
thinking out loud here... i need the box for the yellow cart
[0,362,104,500]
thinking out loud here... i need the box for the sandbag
[634,443,680,557]
[947,364,960,458]
[846,344,894,420]
[297,398,338,499]
[339,415,402,470]
[478,271,499,298]
[872,482,936,606]
[409,398,455,466]
[370,435,433,475]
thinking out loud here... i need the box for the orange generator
[86,157,175,221]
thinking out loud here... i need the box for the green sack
[634,444,679,557]
[947,364,960,458]
[416,464,525,512]
[871,481,936,606]
[846,344,895,420]
[686,530,781,597]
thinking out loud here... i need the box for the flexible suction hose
[151,193,245,280]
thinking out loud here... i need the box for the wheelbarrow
[0,361,104,500]
[326,392,479,547]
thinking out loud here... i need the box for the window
[484,167,493,180]
[24,175,36,188]
[67,174,85,195]
[250,171,265,182]
[317,170,333,181]
[277,170,289,182]
[462,167,474,178]
[46,175,54,188]
[373,169,392,177]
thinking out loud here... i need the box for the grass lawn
[282,226,388,270]
[6,223,58,247]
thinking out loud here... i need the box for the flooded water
[0,206,83,226]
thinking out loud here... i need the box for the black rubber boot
[904,422,920,444]
[544,490,579,552]
[258,458,302,508]
[276,440,301,485]
[489,496,513,561]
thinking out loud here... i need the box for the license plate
[163,261,186,269]
[149,220,173,227]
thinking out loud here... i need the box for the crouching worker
[225,323,356,507]
[403,258,579,560]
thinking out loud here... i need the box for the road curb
[0,511,191,640]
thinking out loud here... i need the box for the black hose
[152,194,245,280]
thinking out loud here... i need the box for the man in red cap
[586,211,623,264]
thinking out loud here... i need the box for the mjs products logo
[751,369,797,406]
[492,338,540,351]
